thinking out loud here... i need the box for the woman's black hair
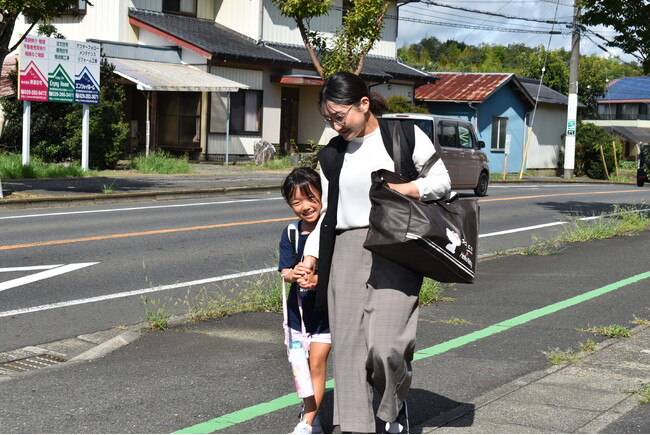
[318,71,388,116]
[281,166,322,203]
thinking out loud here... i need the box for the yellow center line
[0,217,296,251]
[479,189,644,202]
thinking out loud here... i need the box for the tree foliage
[0,0,88,68]
[579,0,650,74]
[398,36,643,118]
[271,0,389,78]
[386,95,428,114]
[575,122,621,179]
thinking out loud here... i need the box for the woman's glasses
[322,104,357,127]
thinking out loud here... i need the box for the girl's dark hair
[318,71,388,117]
[281,167,322,202]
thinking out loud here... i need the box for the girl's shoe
[298,406,323,434]
[291,419,312,434]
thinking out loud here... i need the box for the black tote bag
[363,122,479,283]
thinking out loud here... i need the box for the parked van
[381,113,490,196]
[637,144,650,187]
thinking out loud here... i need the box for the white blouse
[303,124,451,259]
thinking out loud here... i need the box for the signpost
[19,36,100,170]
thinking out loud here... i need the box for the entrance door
[280,87,299,155]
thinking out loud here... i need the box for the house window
[162,0,197,16]
[158,92,201,147]
[61,0,87,15]
[230,90,262,134]
[491,117,507,151]
[209,90,263,135]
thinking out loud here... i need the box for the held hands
[295,255,318,289]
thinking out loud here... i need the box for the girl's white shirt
[303,124,451,259]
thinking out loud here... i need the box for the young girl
[279,167,331,434]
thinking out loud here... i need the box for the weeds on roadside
[578,324,632,338]
[517,205,650,256]
[623,383,650,405]
[129,150,193,174]
[419,278,455,305]
[632,315,649,326]
[101,180,116,194]
[544,348,583,365]
[242,155,293,171]
[578,338,598,352]
[141,296,173,331]
[0,153,88,178]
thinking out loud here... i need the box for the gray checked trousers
[328,228,422,433]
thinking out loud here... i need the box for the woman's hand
[387,181,420,199]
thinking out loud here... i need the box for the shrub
[575,122,621,179]
[386,95,429,114]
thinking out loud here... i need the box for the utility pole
[563,0,580,179]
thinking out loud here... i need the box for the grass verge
[503,205,650,256]
[0,153,88,178]
[129,151,193,174]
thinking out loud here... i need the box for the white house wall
[212,0,397,57]
[133,0,215,18]
[207,66,265,155]
[526,104,565,169]
[11,0,138,48]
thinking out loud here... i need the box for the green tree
[63,58,128,169]
[386,95,428,114]
[0,0,89,69]
[271,0,390,78]
[575,122,621,179]
[579,0,650,74]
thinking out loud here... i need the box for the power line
[418,0,572,26]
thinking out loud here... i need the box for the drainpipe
[258,0,264,43]
[468,103,479,131]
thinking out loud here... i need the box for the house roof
[415,72,533,106]
[518,77,569,106]
[108,57,248,92]
[599,76,650,103]
[127,8,431,83]
[603,126,650,144]
[0,55,18,98]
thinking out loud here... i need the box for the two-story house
[11,0,431,162]
[584,76,650,160]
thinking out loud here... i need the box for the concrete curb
[69,330,141,362]
[0,184,280,209]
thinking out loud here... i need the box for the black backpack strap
[378,118,419,181]
[287,222,300,265]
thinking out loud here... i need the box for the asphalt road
[1,183,649,353]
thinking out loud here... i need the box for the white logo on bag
[445,228,461,253]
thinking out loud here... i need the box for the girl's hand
[296,256,318,289]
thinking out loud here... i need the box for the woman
[299,71,451,433]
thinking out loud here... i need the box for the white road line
[0,265,62,272]
[479,208,650,238]
[480,222,566,238]
[0,197,284,220]
[0,267,276,318]
[0,263,99,292]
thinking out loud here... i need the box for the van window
[439,122,457,148]
[413,120,433,140]
[459,125,474,149]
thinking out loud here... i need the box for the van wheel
[638,179,645,187]
[474,171,489,196]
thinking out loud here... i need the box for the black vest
[314,119,417,310]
